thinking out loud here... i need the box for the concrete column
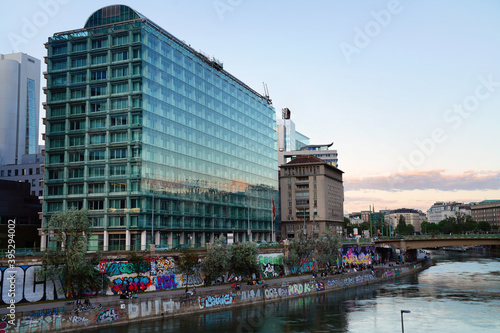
[191,231,195,247]
[180,231,185,244]
[141,231,147,251]
[210,232,214,243]
[155,231,160,245]
[125,230,131,251]
[103,230,109,251]
[40,233,46,251]
[168,231,173,249]
[201,232,206,247]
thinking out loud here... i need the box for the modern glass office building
[42,5,278,251]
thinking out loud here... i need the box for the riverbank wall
[1,259,430,332]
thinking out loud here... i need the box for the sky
[1,0,499,214]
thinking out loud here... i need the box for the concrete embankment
[1,259,430,332]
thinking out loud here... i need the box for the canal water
[92,250,500,333]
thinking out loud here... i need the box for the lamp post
[401,310,411,333]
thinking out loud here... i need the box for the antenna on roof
[262,82,272,105]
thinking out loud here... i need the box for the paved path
[0,273,315,316]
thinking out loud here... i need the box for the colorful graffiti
[156,274,178,291]
[95,307,120,324]
[290,259,317,274]
[0,265,65,305]
[258,254,284,278]
[199,294,234,309]
[155,257,177,275]
[111,276,152,294]
[341,246,375,265]
[106,262,149,277]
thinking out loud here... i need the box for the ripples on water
[92,249,500,333]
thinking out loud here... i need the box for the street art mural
[156,274,178,291]
[198,294,234,309]
[0,266,65,305]
[289,258,318,274]
[341,246,375,265]
[110,276,153,294]
[258,254,284,278]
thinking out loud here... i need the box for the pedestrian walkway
[0,273,315,316]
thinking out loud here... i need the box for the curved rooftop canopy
[84,5,148,28]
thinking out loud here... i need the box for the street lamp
[401,310,411,333]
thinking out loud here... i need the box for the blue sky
[2,0,499,213]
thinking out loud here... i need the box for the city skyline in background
[1,0,499,213]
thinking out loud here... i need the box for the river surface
[92,250,500,333]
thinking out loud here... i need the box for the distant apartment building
[384,208,426,233]
[427,202,471,224]
[280,155,344,239]
[277,108,339,167]
[471,200,500,228]
[0,154,44,197]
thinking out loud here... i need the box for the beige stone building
[279,155,344,239]
[471,200,500,228]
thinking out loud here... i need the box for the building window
[90,134,106,145]
[112,50,129,62]
[69,168,84,179]
[91,70,107,81]
[109,199,126,209]
[72,42,87,52]
[90,118,106,129]
[110,114,127,126]
[91,85,107,97]
[110,164,127,176]
[109,217,125,227]
[89,150,105,161]
[71,72,86,83]
[69,135,85,146]
[69,152,85,162]
[92,38,108,49]
[48,185,63,195]
[90,100,107,113]
[110,182,126,192]
[70,119,86,131]
[112,66,128,78]
[112,35,129,46]
[68,184,84,195]
[88,183,105,193]
[88,200,104,210]
[47,202,63,212]
[71,57,87,68]
[111,132,127,143]
[89,166,105,178]
[91,53,107,65]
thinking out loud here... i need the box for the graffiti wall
[258,254,284,278]
[341,246,375,265]
[0,266,65,305]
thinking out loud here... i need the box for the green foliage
[202,236,230,284]
[129,252,149,274]
[314,227,342,269]
[37,208,102,298]
[283,231,314,274]
[177,249,201,288]
[477,221,491,232]
[229,242,259,277]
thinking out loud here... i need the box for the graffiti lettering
[68,315,90,326]
[95,308,120,324]
[199,294,233,309]
[72,303,102,313]
[156,274,178,291]
[316,282,325,291]
[111,276,152,294]
[106,262,149,277]
[30,307,62,317]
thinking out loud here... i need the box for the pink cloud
[344,170,500,192]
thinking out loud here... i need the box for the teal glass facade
[43,5,278,251]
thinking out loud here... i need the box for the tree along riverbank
[1,259,430,332]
